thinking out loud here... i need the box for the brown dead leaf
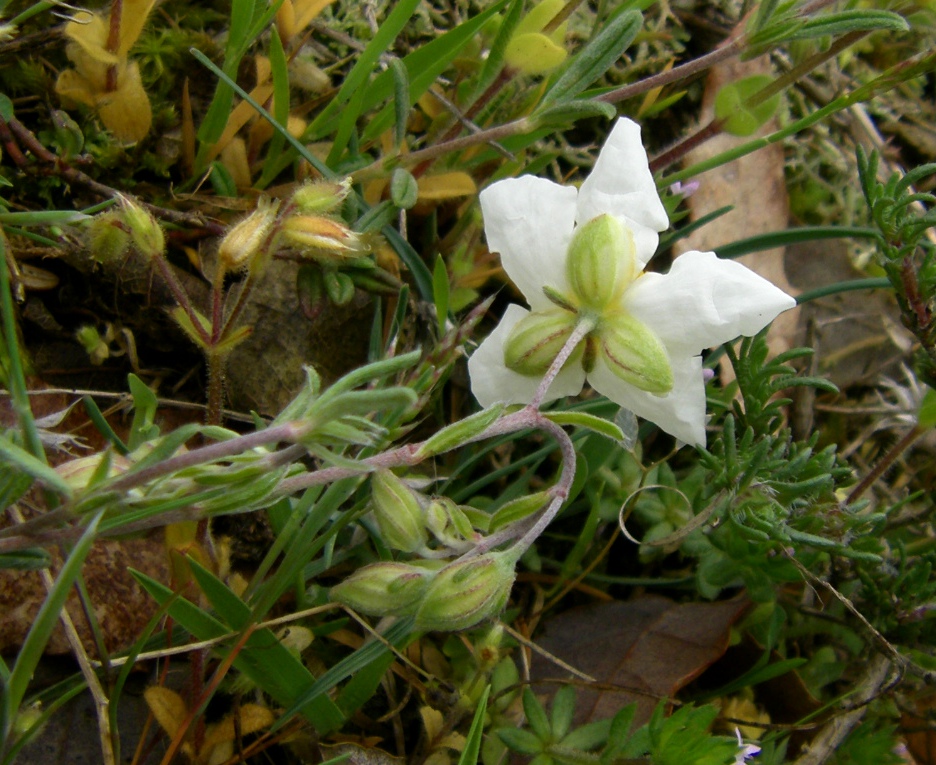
[531,595,750,727]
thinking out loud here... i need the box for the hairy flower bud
[596,313,673,394]
[85,209,131,263]
[217,199,279,276]
[503,309,581,376]
[281,214,365,261]
[330,561,434,617]
[567,214,636,310]
[290,178,352,214]
[117,195,164,260]
[371,469,428,553]
[414,553,516,632]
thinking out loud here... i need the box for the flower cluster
[468,118,796,445]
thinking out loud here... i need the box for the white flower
[468,118,796,446]
[733,728,761,764]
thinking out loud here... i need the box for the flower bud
[415,553,516,632]
[371,469,428,553]
[281,214,365,261]
[56,452,131,491]
[566,214,635,310]
[117,195,164,260]
[596,313,673,394]
[503,309,581,376]
[330,561,433,617]
[290,178,351,214]
[85,210,132,264]
[217,198,279,276]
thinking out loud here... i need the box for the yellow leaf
[293,0,336,36]
[420,706,444,740]
[417,172,477,201]
[276,0,296,41]
[55,69,99,109]
[64,12,117,66]
[221,138,253,190]
[504,32,567,75]
[208,83,275,162]
[143,686,188,739]
[200,704,274,753]
[116,0,159,57]
[96,61,152,144]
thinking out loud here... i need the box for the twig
[792,654,892,765]
[0,116,224,235]
[8,505,116,765]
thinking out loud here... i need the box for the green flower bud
[425,497,479,549]
[371,469,428,553]
[596,313,673,394]
[330,561,433,617]
[566,214,635,310]
[85,209,131,264]
[117,195,164,260]
[290,178,352,214]
[415,553,516,632]
[503,309,581,376]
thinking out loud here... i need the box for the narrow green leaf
[458,685,491,765]
[0,548,52,570]
[127,374,159,450]
[82,396,129,455]
[432,255,450,337]
[416,405,506,459]
[5,511,102,736]
[542,9,642,104]
[543,411,625,441]
[794,9,908,39]
[0,94,13,122]
[713,225,880,259]
[273,617,415,728]
[0,437,72,497]
[497,727,544,755]
[309,0,421,139]
[359,1,508,143]
[390,57,410,149]
[523,687,552,741]
[533,99,616,128]
[919,387,936,429]
[262,26,291,180]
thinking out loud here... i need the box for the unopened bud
[503,308,580,376]
[56,452,131,491]
[85,210,131,263]
[217,198,279,275]
[118,195,164,259]
[371,470,428,553]
[415,553,516,632]
[281,214,366,262]
[290,178,351,214]
[567,214,636,310]
[330,561,434,616]
[596,314,673,394]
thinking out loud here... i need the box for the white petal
[576,118,669,267]
[588,352,707,446]
[624,250,797,356]
[480,176,577,311]
[468,305,586,407]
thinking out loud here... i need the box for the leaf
[144,686,188,740]
[531,596,750,728]
[542,9,642,105]
[458,685,491,765]
[714,75,781,137]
